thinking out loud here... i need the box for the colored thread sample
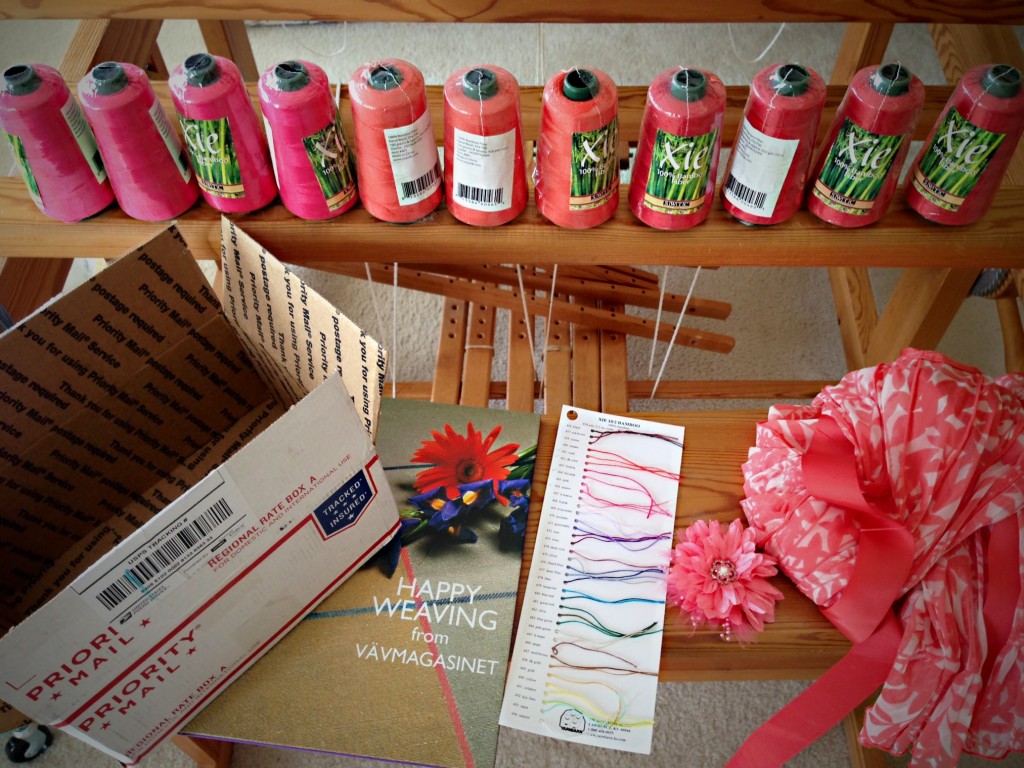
[629,67,726,230]
[348,59,442,223]
[0,63,114,222]
[721,62,826,226]
[169,53,278,214]
[807,63,924,228]
[904,63,1024,225]
[78,62,199,222]
[443,65,527,226]
[535,68,620,229]
[258,60,357,220]
[502,407,682,754]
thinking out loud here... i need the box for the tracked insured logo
[313,469,376,538]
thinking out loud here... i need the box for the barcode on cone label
[456,183,504,206]
[95,499,235,611]
[400,162,440,201]
[725,174,768,211]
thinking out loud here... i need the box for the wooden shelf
[3,78,1019,269]
[2,177,1021,268]
[525,411,851,683]
[3,0,1021,24]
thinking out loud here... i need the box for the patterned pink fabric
[741,349,1024,766]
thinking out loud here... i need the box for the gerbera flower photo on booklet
[186,398,541,768]
[385,421,536,554]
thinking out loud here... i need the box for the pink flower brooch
[667,518,783,641]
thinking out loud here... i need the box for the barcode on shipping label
[456,183,504,206]
[452,125,515,212]
[73,471,248,620]
[383,109,441,205]
[400,162,440,201]
[723,117,799,217]
[724,174,768,211]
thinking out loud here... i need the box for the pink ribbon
[726,416,914,768]
[728,414,1022,767]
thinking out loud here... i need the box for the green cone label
[178,115,245,198]
[911,107,1006,212]
[4,131,42,206]
[643,127,717,214]
[569,117,619,210]
[812,118,904,215]
[302,114,356,210]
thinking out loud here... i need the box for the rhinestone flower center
[710,558,738,584]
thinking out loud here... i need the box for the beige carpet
[0,18,1019,768]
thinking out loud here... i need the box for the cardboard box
[0,220,399,764]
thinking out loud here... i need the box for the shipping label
[452,125,515,212]
[60,94,107,184]
[383,110,440,205]
[148,102,192,183]
[723,117,798,217]
[72,471,245,621]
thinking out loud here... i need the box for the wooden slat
[558,265,661,287]
[396,378,835,401]
[459,301,496,407]
[600,302,629,412]
[198,20,259,80]
[3,178,1021,269]
[628,379,834,400]
[542,314,572,415]
[4,1,1020,24]
[430,298,467,404]
[409,263,731,319]
[829,267,878,370]
[865,268,979,364]
[60,18,164,80]
[506,306,537,412]
[997,297,1024,374]
[570,298,601,410]
[0,258,72,323]
[320,261,735,353]
[170,736,232,768]
[831,22,894,83]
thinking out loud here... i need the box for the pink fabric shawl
[738,349,1024,766]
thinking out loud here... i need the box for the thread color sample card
[500,406,684,754]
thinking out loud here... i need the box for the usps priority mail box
[0,220,399,763]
